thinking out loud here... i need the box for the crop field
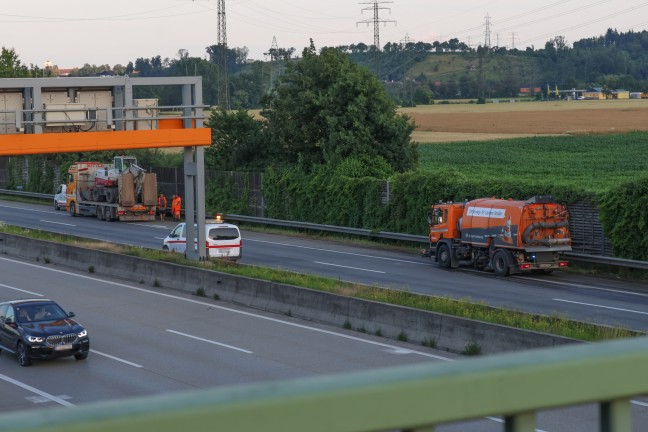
[402,99,648,143]
[406,99,648,192]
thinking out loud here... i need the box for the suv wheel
[74,352,89,360]
[17,343,32,367]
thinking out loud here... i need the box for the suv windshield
[16,304,67,323]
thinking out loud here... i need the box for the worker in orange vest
[157,193,167,221]
[171,194,182,221]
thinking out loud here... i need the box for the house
[582,88,605,100]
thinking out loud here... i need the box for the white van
[163,220,242,261]
[54,184,67,211]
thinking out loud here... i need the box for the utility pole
[217,0,229,109]
[357,1,396,78]
[484,13,492,48]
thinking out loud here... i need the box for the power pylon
[357,1,396,52]
[484,13,492,48]
[217,0,229,109]
[357,1,396,78]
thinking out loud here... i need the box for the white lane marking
[513,276,648,298]
[554,298,648,316]
[247,238,427,266]
[0,256,451,361]
[0,283,44,296]
[0,204,54,214]
[90,350,143,368]
[632,400,648,407]
[166,329,253,354]
[39,220,76,227]
[315,261,386,274]
[0,373,76,407]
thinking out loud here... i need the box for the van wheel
[492,250,511,277]
[437,244,452,268]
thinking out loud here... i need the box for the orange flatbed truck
[423,196,571,276]
[64,156,157,222]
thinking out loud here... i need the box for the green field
[417,132,648,193]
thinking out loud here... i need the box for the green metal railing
[2,336,648,432]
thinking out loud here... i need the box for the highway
[2,254,648,431]
[1,199,647,332]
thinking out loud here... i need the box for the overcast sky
[2,0,648,68]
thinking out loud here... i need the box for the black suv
[0,299,90,367]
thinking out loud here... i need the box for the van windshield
[208,227,239,241]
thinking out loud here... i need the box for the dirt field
[400,99,648,143]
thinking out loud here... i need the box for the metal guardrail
[1,189,646,270]
[1,335,647,431]
[224,213,648,271]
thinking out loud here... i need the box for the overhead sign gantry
[0,76,211,261]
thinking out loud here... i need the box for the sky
[2,0,648,68]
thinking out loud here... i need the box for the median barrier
[0,232,580,354]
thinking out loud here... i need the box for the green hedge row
[205,167,648,261]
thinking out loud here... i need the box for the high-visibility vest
[158,196,167,208]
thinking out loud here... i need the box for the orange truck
[424,196,571,276]
[63,156,157,221]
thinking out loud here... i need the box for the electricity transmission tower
[484,13,492,48]
[217,0,229,109]
[357,1,396,78]
[264,36,279,89]
[357,1,396,51]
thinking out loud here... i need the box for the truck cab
[428,202,464,245]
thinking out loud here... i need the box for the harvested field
[400,99,648,143]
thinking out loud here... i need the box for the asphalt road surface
[1,199,647,332]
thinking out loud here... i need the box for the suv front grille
[46,334,78,346]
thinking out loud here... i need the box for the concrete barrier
[0,232,580,354]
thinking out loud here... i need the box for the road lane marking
[513,276,648,298]
[166,329,253,354]
[554,298,648,315]
[0,283,44,296]
[0,256,452,361]
[247,238,428,265]
[315,261,386,274]
[39,220,77,227]
[90,350,143,368]
[0,373,75,407]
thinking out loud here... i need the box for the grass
[0,223,640,343]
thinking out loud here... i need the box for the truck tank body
[459,197,571,251]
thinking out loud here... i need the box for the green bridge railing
[2,336,648,432]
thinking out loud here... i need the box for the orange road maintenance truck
[63,155,157,221]
[423,196,571,276]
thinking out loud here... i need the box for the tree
[205,109,266,171]
[261,40,417,172]
[0,47,29,77]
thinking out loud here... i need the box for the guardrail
[1,335,647,431]
[224,213,648,271]
[1,189,647,271]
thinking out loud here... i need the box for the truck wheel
[96,206,104,220]
[69,202,76,217]
[104,206,112,221]
[492,250,511,277]
[437,244,452,268]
